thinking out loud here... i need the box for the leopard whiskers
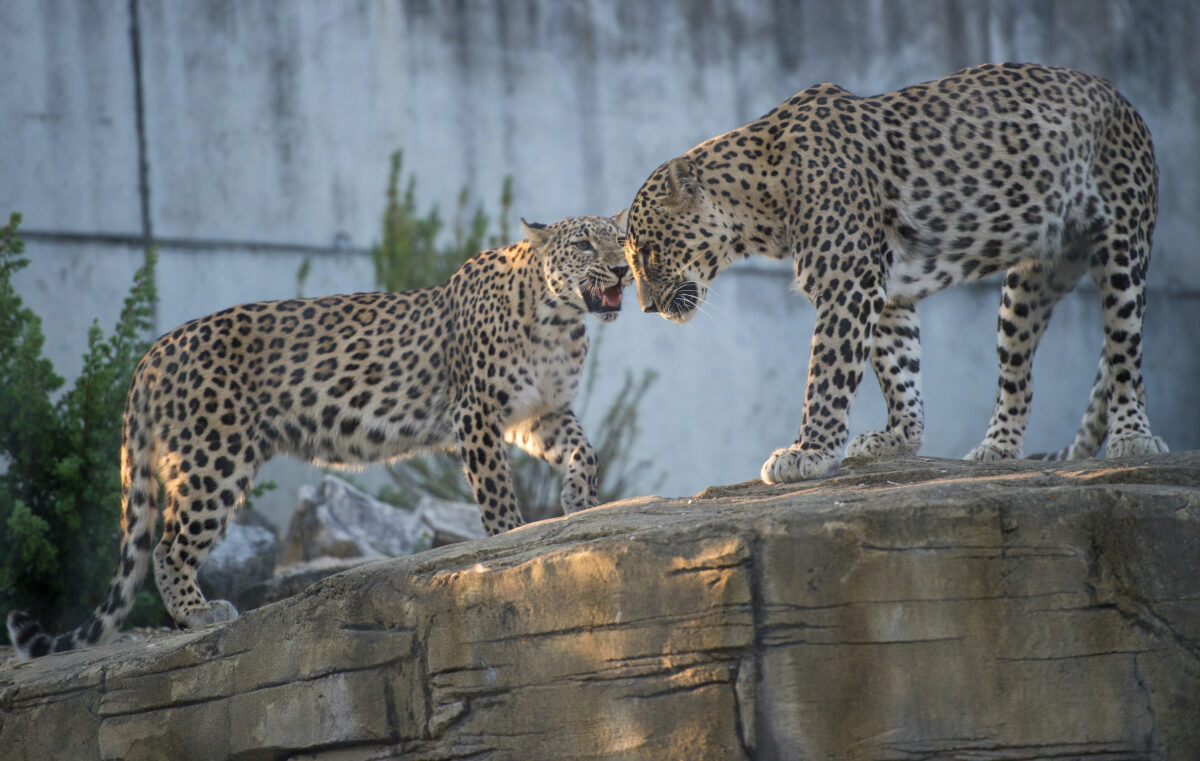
[667,281,718,324]
[690,283,721,325]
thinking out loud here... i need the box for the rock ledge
[2,453,1198,760]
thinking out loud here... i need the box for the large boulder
[281,475,435,563]
[244,476,483,612]
[416,493,489,547]
[2,452,1198,760]
[280,475,486,565]
[195,518,281,605]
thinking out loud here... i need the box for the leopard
[6,211,630,659]
[622,62,1167,486]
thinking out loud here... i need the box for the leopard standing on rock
[6,212,631,658]
[623,63,1167,485]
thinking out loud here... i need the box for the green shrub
[372,150,513,291]
[367,154,663,521]
[0,214,168,641]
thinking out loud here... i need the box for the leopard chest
[499,322,589,424]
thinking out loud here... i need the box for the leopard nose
[635,280,658,312]
[611,265,629,279]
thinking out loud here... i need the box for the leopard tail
[6,381,158,659]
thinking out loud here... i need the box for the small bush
[0,213,168,641]
[372,150,513,292]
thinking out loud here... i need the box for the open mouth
[584,283,624,313]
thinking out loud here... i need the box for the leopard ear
[658,157,698,208]
[520,218,550,248]
[610,208,628,231]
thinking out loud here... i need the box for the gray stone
[2,452,1198,760]
[281,475,433,564]
[233,477,480,613]
[195,521,281,606]
[417,494,487,546]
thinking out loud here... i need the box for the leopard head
[624,157,737,324]
[521,211,631,323]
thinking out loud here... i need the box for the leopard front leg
[845,300,924,461]
[762,277,885,485]
[455,402,525,536]
[506,409,599,514]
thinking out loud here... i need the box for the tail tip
[7,609,37,641]
[6,610,51,660]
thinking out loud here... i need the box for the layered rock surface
[2,452,1198,760]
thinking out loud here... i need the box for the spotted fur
[6,212,630,658]
[624,63,1167,484]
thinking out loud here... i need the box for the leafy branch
[0,213,169,637]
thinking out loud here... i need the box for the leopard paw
[964,442,1020,462]
[845,430,920,460]
[560,476,599,515]
[561,492,599,515]
[1105,434,1168,458]
[179,600,239,629]
[760,447,839,485]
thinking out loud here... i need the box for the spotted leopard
[6,212,630,658]
[623,63,1167,484]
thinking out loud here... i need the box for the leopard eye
[573,239,592,251]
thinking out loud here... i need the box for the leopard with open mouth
[7,211,631,659]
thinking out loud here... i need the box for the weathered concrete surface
[2,452,1198,760]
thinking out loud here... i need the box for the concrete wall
[2,0,1197,526]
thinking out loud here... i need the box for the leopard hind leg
[966,246,1091,462]
[1083,123,1167,458]
[1087,234,1168,459]
[154,448,258,629]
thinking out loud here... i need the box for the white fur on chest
[505,329,586,423]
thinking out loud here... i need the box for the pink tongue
[602,286,622,308]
